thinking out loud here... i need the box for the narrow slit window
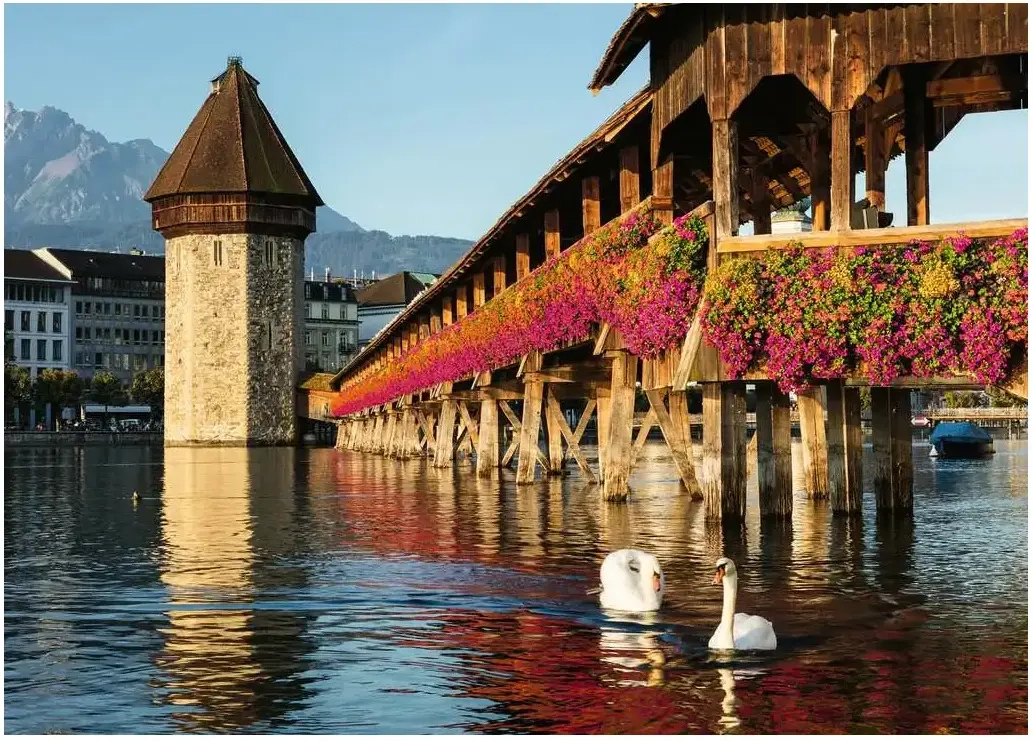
[265,240,274,266]
[213,239,224,266]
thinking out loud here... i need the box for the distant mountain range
[4,102,473,277]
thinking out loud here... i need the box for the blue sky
[4,2,1027,239]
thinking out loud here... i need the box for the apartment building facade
[3,249,75,376]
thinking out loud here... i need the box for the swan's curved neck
[718,573,738,640]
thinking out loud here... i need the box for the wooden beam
[797,385,829,499]
[493,254,507,296]
[830,109,854,231]
[871,387,913,513]
[433,400,457,468]
[544,388,565,475]
[755,383,792,518]
[547,393,597,482]
[582,176,601,234]
[603,351,638,501]
[826,380,863,515]
[712,119,739,240]
[515,234,530,280]
[750,167,772,235]
[516,351,544,484]
[808,127,830,231]
[545,210,561,260]
[646,389,703,498]
[904,66,931,226]
[864,106,889,210]
[652,153,674,225]
[441,296,454,327]
[619,145,640,214]
[472,272,485,309]
[702,382,747,522]
[455,285,468,320]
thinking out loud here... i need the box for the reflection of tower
[154,448,315,732]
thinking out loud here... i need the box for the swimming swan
[708,557,777,651]
[599,549,665,612]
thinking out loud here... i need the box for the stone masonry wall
[164,232,302,445]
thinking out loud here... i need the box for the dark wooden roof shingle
[3,249,74,282]
[144,57,323,205]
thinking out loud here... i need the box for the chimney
[325,267,331,283]
[309,267,314,281]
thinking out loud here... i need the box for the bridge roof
[330,85,653,389]
[144,57,323,205]
[588,3,669,94]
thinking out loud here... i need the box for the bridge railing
[715,218,1027,257]
[925,407,1029,419]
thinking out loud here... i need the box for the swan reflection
[598,612,667,688]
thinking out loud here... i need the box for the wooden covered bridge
[304,3,1029,523]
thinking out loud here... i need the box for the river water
[3,439,1027,734]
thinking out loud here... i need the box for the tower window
[265,240,274,266]
[213,239,224,266]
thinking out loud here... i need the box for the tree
[4,364,32,425]
[89,371,128,421]
[130,367,164,419]
[33,369,83,429]
[944,390,984,408]
[987,386,1024,408]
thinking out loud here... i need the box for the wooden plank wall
[651,3,1028,158]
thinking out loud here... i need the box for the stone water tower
[145,57,323,446]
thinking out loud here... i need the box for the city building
[143,56,323,446]
[356,271,437,349]
[35,247,166,384]
[3,249,75,376]
[303,277,360,372]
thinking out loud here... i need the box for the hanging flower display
[332,211,710,416]
[700,228,1028,393]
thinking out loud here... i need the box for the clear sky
[4,2,1027,240]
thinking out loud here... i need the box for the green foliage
[5,364,32,411]
[89,371,128,410]
[34,369,83,408]
[986,386,1024,407]
[858,387,872,412]
[130,367,164,412]
[943,390,985,408]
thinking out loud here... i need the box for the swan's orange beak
[713,566,725,585]
[652,572,662,592]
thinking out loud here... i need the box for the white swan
[599,548,665,612]
[708,557,777,651]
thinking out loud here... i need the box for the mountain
[3,102,472,276]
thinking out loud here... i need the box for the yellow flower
[918,258,960,299]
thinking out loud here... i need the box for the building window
[305,303,312,318]
[83,302,91,314]
[134,305,140,318]
[160,306,165,318]
[75,301,82,315]
[37,312,46,332]
[20,339,30,360]
[304,284,311,299]
[152,305,159,319]
[20,311,30,332]
[214,239,224,266]
[95,302,102,313]
[114,303,121,315]
[160,331,165,344]
[104,303,111,314]
[103,327,112,341]
[152,330,159,344]
[52,340,62,363]
[84,327,92,340]
[37,339,46,361]
[304,331,312,346]
[321,352,331,370]
[134,354,146,371]
[53,313,61,333]
[321,331,330,347]
[133,330,140,345]
[265,240,274,266]
[4,337,12,361]
[321,303,330,319]
[4,310,12,331]
[76,327,83,340]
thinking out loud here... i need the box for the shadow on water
[3,440,1028,733]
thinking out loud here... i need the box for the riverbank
[3,431,162,447]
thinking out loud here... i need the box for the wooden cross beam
[644,388,704,498]
[545,389,597,482]
[498,399,549,472]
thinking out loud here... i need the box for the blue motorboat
[929,421,995,459]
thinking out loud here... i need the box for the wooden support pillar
[455,286,468,320]
[830,109,855,231]
[750,168,772,235]
[797,386,829,498]
[702,382,747,522]
[493,255,507,297]
[864,108,888,210]
[582,176,601,234]
[472,273,485,309]
[596,389,611,473]
[516,352,544,484]
[441,296,454,327]
[371,414,384,454]
[755,382,793,518]
[602,351,638,501]
[476,396,500,478]
[808,128,831,231]
[619,145,640,213]
[434,400,457,468]
[544,390,566,476]
[430,312,442,335]
[515,234,530,280]
[871,387,914,513]
[648,389,703,499]
[652,153,674,225]
[385,412,399,458]
[826,380,863,514]
[904,68,931,226]
[712,119,740,240]
[544,210,561,260]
